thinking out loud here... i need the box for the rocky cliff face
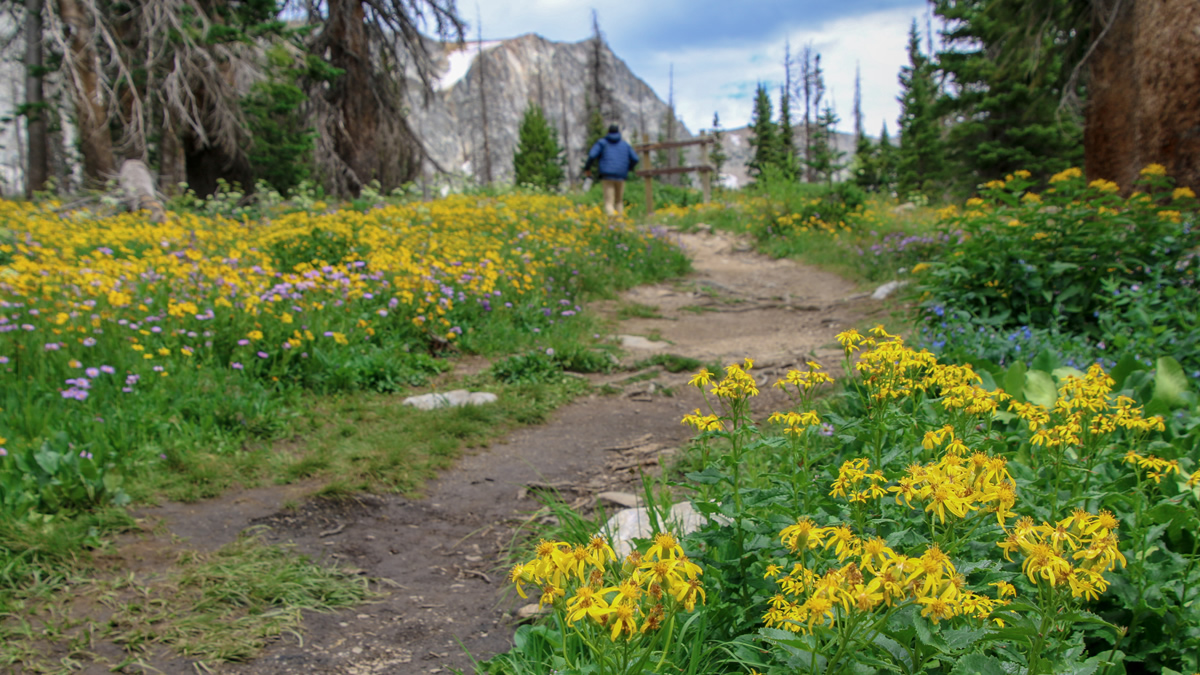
[406,34,692,184]
[405,33,858,190]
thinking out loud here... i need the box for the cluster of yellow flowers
[839,327,1011,413]
[829,458,888,503]
[508,533,705,641]
[891,439,1018,525]
[1009,364,1165,450]
[765,524,1011,632]
[998,511,1124,601]
[685,358,759,399]
[0,194,638,353]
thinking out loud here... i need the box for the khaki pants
[602,179,625,216]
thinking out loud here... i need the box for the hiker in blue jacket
[584,125,640,216]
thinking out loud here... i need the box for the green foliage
[896,21,946,199]
[242,44,319,195]
[708,112,728,178]
[490,350,563,385]
[747,84,780,180]
[915,168,1200,340]
[513,104,565,191]
[805,104,845,185]
[933,0,1084,192]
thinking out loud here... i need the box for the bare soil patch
[49,228,887,674]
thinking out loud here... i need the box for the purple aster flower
[232,362,244,370]
[83,337,97,347]
[257,351,269,359]
[101,365,115,374]
[86,368,100,378]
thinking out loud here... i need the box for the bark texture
[57,0,116,185]
[1086,0,1200,191]
[25,0,49,195]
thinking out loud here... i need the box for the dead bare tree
[476,10,492,185]
[44,0,269,191]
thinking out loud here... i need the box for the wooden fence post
[699,131,711,205]
[644,175,654,215]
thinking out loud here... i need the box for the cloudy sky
[463,0,931,135]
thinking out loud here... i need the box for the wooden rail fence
[633,132,716,215]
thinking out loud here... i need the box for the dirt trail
[93,228,885,674]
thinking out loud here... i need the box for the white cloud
[639,5,923,134]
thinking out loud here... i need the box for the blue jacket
[586,132,640,180]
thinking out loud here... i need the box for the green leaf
[950,654,1008,675]
[1002,361,1027,402]
[1150,356,1189,409]
[1024,370,1058,408]
[33,448,60,477]
[942,626,989,651]
[1109,353,1144,389]
[1032,350,1058,374]
[1052,366,1086,381]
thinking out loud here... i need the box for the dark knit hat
[608,124,619,134]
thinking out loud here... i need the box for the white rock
[617,334,670,350]
[402,390,497,411]
[891,202,917,214]
[602,501,729,558]
[871,280,909,300]
[596,491,641,508]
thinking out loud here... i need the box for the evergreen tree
[747,83,780,180]
[932,0,1083,191]
[778,85,799,180]
[708,111,728,178]
[877,122,897,193]
[853,133,879,192]
[242,45,316,195]
[895,20,946,199]
[513,103,565,190]
[807,104,845,185]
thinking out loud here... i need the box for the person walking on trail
[585,125,640,216]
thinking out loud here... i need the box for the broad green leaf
[33,448,60,476]
[1151,356,1189,408]
[1109,353,1144,389]
[1024,370,1058,408]
[1052,366,1086,381]
[1032,350,1058,374]
[1002,361,1027,402]
[942,626,989,650]
[950,654,1008,675]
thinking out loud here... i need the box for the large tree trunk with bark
[57,0,116,186]
[25,0,49,196]
[1086,0,1200,192]
[321,0,383,195]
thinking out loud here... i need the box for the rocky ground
[78,226,889,674]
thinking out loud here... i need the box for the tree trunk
[25,0,49,196]
[57,0,116,186]
[159,111,185,196]
[324,0,379,195]
[1085,0,1200,192]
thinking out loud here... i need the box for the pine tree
[778,85,799,180]
[747,83,779,180]
[895,20,946,199]
[513,103,565,190]
[709,111,728,178]
[808,104,845,185]
[877,122,897,193]
[932,0,1082,191]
